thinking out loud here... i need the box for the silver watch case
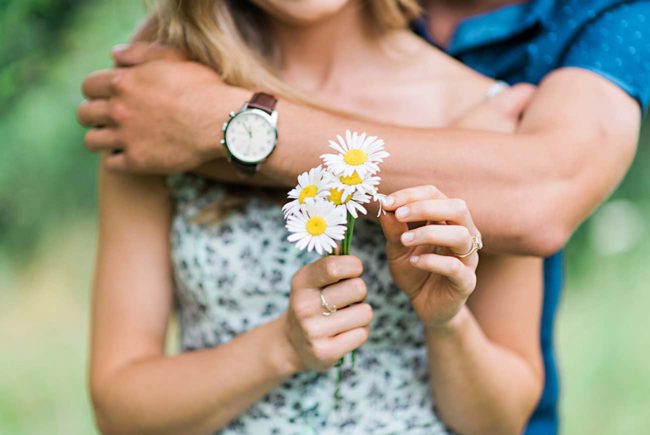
[220,105,279,168]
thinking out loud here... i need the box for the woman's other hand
[380,186,480,330]
[282,256,372,372]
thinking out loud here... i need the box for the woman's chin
[251,0,352,26]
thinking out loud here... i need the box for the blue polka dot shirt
[413,1,650,434]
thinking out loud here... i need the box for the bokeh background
[1,1,649,434]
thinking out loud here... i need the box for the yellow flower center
[343,149,368,166]
[306,216,327,236]
[299,184,318,204]
[328,188,348,206]
[340,171,363,186]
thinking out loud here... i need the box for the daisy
[369,190,389,217]
[282,166,328,217]
[323,169,382,199]
[286,199,348,255]
[321,130,390,178]
[327,188,370,218]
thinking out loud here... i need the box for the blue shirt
[414,1,650,434]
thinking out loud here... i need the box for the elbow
[90,377,122,435]
[452,387,544,435]
[90,374,140,435]
[509,204,572,257]
[520,218,571,258]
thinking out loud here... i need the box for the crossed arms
[79,44,640,256]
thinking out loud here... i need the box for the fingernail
[384,196,394,207]
[112,43,129,53]
[410,255,420,264]
[401,232,414,243]
[395,207,409,219]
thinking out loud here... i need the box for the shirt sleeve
[561,1,650,113]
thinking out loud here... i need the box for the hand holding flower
[380,185,481,330]
[283,256,373,372]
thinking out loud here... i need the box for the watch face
[225,111,277,164]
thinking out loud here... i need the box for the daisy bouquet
[283,130,389,399]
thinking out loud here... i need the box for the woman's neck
[267,1,384,93]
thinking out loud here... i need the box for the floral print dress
[169,173,450,435]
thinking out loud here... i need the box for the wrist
[267,314,302,377]
[202,84,249,161]
[424,305,471,338]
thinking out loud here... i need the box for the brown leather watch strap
[231,161,258,176]
[248,92,277,114]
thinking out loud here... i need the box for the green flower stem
[334,213,358,408]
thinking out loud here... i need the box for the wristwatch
[221,92,278,175]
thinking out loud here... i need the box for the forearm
[92,316,296,435]
[260,100,582,254]
[425,307,542,435]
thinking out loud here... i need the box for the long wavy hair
[155,0,421,97]
[153,0,420,222]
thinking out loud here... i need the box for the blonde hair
[155,0,421,99]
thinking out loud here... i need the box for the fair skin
[77,0,640,257]
[90,2,543,434]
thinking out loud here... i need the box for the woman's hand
[380,186,480,330]
[283,256,373,372]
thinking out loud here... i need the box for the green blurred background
[0,1,648,434]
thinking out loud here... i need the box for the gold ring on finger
[320,291,337,316]
[457,232,483,258]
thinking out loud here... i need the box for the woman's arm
[380,186,543,434]
[90,167,297,434]
[426,255,543,435]
[90,166,373,434]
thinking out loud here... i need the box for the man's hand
[451,83,536,133]
[77,43,248,173]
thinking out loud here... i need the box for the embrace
[77,1,648,434]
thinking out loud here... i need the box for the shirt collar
[414,0,555,55]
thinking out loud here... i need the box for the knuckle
[465,273,477,295]
[322,257,340,280]
[292,299,312,319]
[447,257,465,276]
[352,278,368,300]
[312,342,331,362]
[451,198,468,215]
[110,72,129,94]
[456,225,472,243]
[290,274,302,292]
[109,101,128,123]
[301,318,321,340]
[424,184,440,197]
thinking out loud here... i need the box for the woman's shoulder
[371,30,497,126]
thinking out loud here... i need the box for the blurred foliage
[0,0,146,259]
[0,0,86,110]
[0,0,648,434]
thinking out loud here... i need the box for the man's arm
[257,67,639,256]
[79,52,639,256]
